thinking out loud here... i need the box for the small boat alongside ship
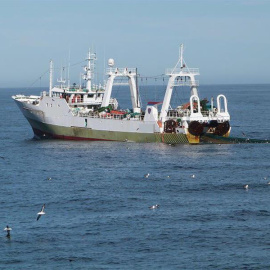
[12,45,231,144]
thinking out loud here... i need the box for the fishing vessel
[12,45,231,144]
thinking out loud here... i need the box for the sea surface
[0,84,270,269]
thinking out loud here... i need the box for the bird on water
[4,225,12,237]
[149,204,160,209]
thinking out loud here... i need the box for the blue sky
[1,0,270,87]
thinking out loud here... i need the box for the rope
[24,69,49,91]
[53,59,85,70]
[139,74,165,80]
[24,59,86,91]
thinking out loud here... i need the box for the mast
[180,44,184,68]
[136,68,139,108]
[57,66,66,89]
[86,50,92,91]
[84,50,97,91]
[67,49,71,90]
[49,60,53,97]
[160,45,200,121]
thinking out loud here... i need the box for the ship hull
[14,96,234,144]
[13,97,192,144]
[27,117,190,144]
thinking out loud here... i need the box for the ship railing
[68,97,117,107]
[106,68,137,76]
[167,110,190,118]
[77,111,144,121]
[69,99,100,105]
[113,82,130,86]
[201,111,210,117]
[54,85,83,91]
[69,99,82,104]
[166,67,200,75]
[172,80,199,87]
[54,86,105,93]
[166,109,222,119]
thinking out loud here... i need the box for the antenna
[67,48,71,89]
[180,44,184,68]
[103,45,106,87]
[172,44,184,73]
[49,60,53,97]
[136,68,139,107]
[57,65,66,89]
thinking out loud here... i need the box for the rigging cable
[24,69,49,91]
[25,59,86,91]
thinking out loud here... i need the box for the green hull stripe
[27,118,190,144]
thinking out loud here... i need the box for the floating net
[201,134,270,144]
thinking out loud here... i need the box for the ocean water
[0,84,270,269]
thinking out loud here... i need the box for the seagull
[47,177,52,181]
[4,225,12,237]
[191,174,196,178]
[149,204,160,209]
[243,184,249,190]
[37,204,45,221]
[144,173,150,178]
[267,182,270,185]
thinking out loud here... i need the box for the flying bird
[37,204,45,221]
